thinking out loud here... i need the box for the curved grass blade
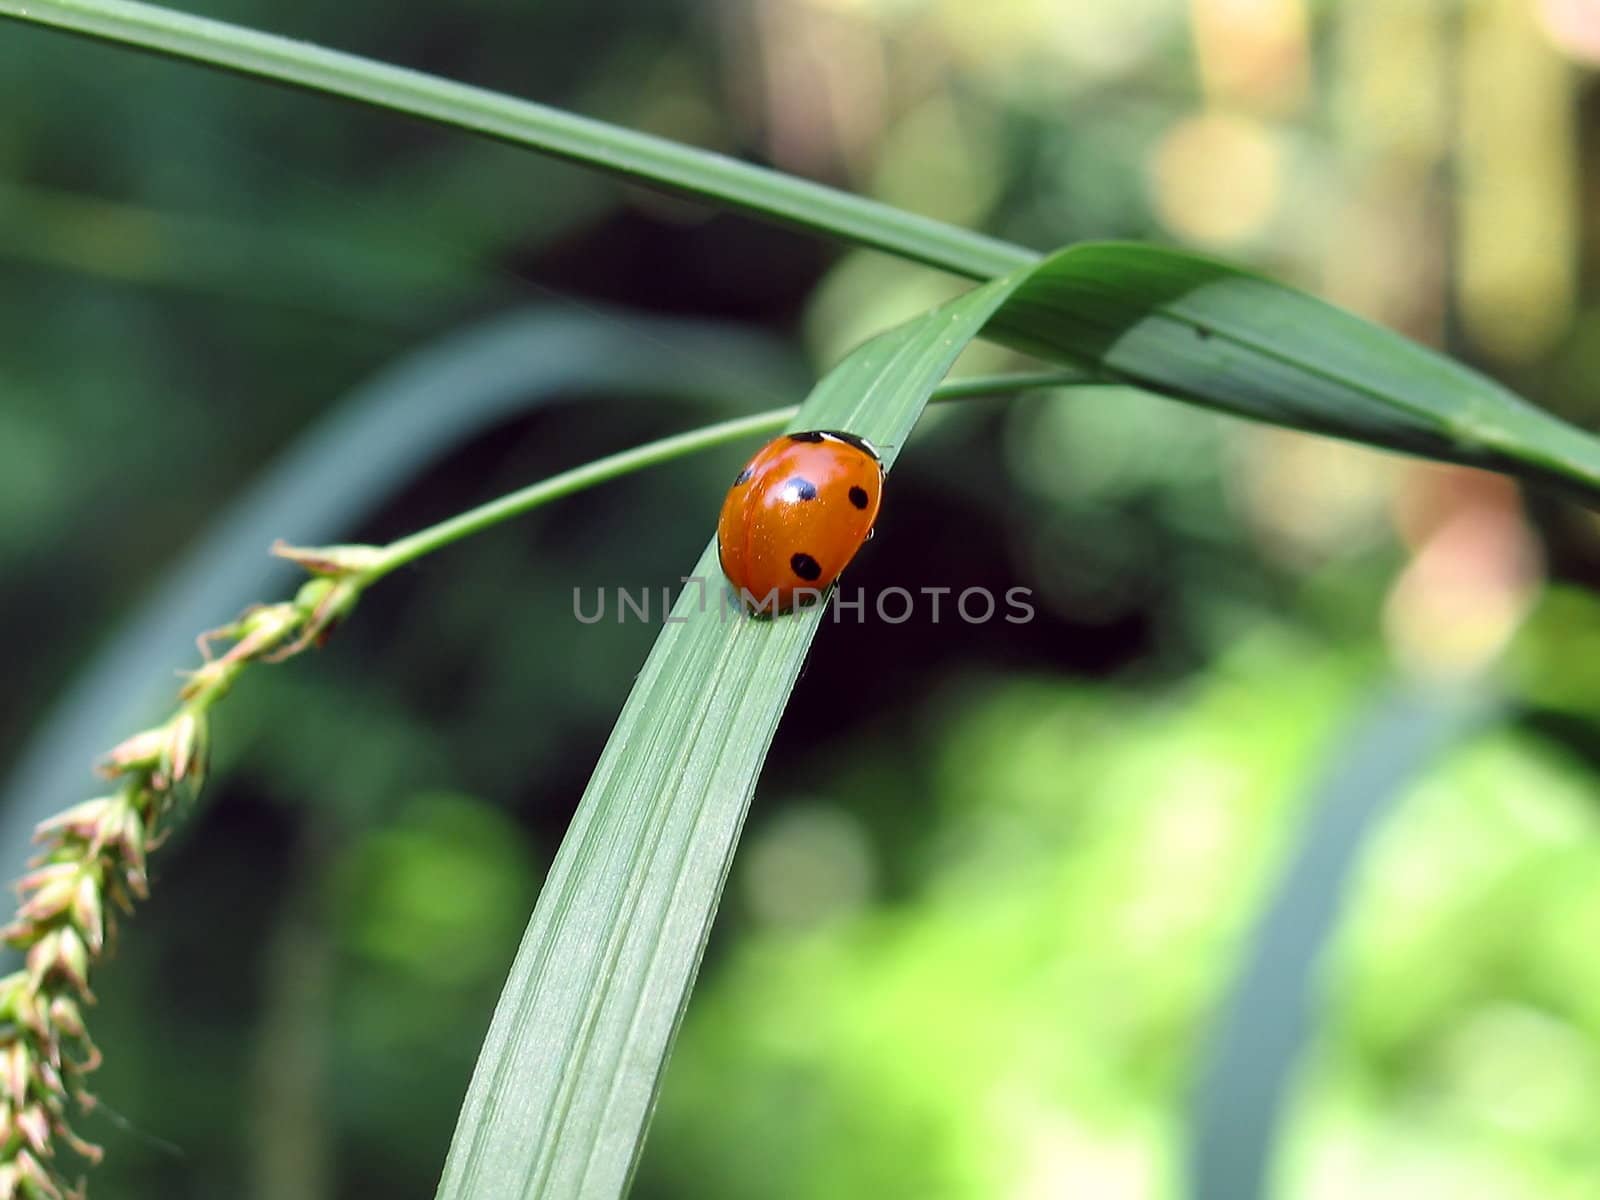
[435,271,1024,1200]
[442,242,1600,1199]
[6,9,1596,496]
[0,0,1032,281]
[989,242,1600,500]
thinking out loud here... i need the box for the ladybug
[717,429,884,614]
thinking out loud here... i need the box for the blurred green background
[5,0,1600,1196]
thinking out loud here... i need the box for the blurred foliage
[4,0,1600,1197]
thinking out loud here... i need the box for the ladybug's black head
[789,429,882,465]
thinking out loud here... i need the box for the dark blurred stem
[250,825,334,1200]
[1186,679,1498,1200]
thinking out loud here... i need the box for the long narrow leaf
[990,243,1600,499]
[440,242,1600,1198]
[436,272,1023,1200]
[10,3,1594,499]
[0,0,1032,280]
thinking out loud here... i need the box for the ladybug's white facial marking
[820,430,880,462]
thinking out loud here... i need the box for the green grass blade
[0,0,1034,280]
[989,242,1600,500]
[9,6,1592,496]
[434,271,1023,1200]
[13,3,1590,492]
[441,242,1600,1199]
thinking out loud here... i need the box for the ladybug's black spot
[790,552,822,581]
[733,468,752,485]
[783,476,819,502]
[848,485,870,509]
[788,431,825,443]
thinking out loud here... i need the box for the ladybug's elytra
[717,430,884,614]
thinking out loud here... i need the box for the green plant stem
[364,368,1090,580]
[0,0,1037,280]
